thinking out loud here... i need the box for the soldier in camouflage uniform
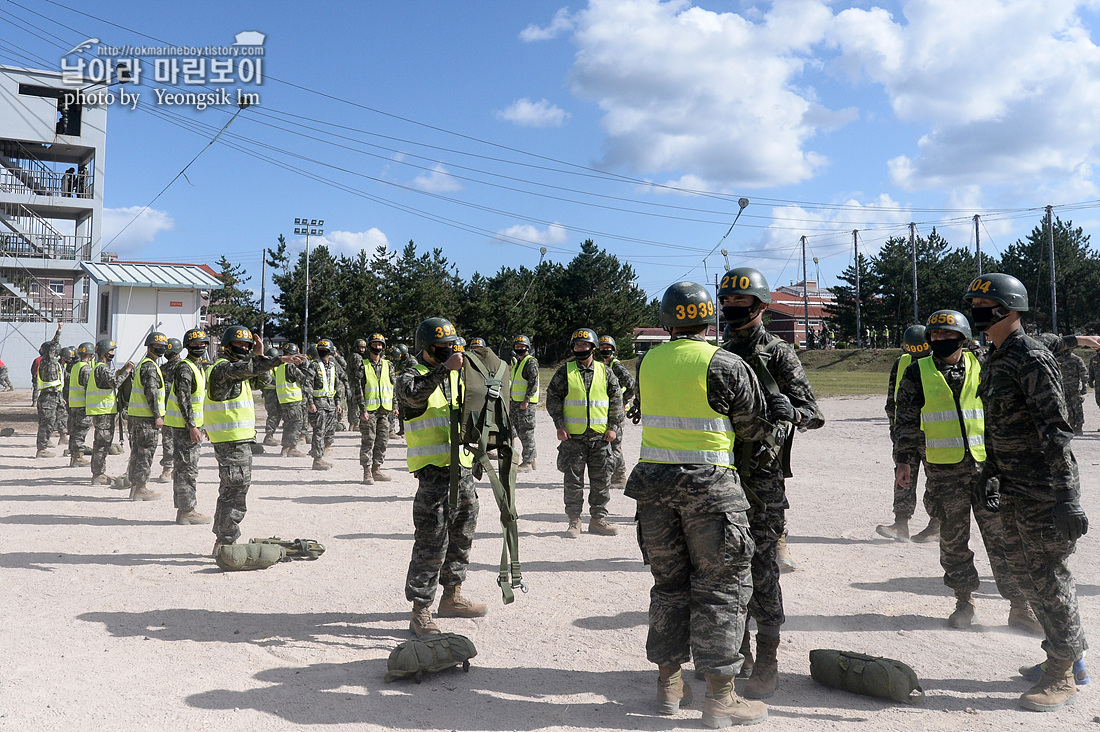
[275,343,309,456]
[347,338,367,427]
[1058,350,1087,435]
[1089,352,1100,415]
[304,338,342,470]
[509,335,540,472]
[358,333,396,485]
[546,327,624,537]
[398,317,488,638]
[966,274,1089,712]
[598,335,637,487]
[209,325,306,555]
[87,339,134,484]
[394,343,417,435]
[55,345,74,444]
[125,332,170,501]
[893,309,1038,633]
[332,345,350,431]
[33,323,63,457]
[718,267,825,700]
[155,338,182,483]
[67,342,95,467]
[629,282,784,725]
[260,347,283,446]
[166,329,212,525]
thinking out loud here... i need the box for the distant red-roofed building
[767,280,835,347]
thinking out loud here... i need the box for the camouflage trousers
[212,440,253,544]
[359,408,391,468]
[742,470,788,628]
[893,455,922,519]
[1094,386,1100,410]
[67,407,91,458]
[90,413,116,477]
[160,423,174,469]
[405,464,479,605]
[925,459,1022,599]
[280,400,305,448]
[999,491,1087,661]
[36,390,61,450]
[509,402,537,464]
[634,473,755,676]
[0,365,11,390]
[309,402,336,459]
[610,425,626,482]
[557,434,613,519]
[54,398,68,436]
[1067,395,1084,434]
[263,389,282,438]
[170,425,201,511]
[126,417,160,491]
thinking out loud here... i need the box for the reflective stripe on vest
[893,353,912,404]
[362,357,394,411]
[639,339,736,466]
[275,363,302,404]
[563,360,609,435]
[919,351,986,464]
[510,354,540,403]
[165,358,206,429]
[128,357,166,418]
[405,365,474,472]
[35,360,62,392]
[316,361,336,398]
[85,363,117,416]
[68,361,89,409]
[204,358,255,443]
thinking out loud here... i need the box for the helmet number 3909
[675,301,714,320]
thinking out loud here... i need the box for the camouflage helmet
[221,325,253,347]
[397,343,410,357]
[283,342,300,355]
[453,336,466,352]
[598,335,617,353]
[95,338,117,357]
[183,328,210,347]
[145,331,169,354]
[165,338,183,359]
[962,273,1029,311]
[925,310,972,341]
[77,341,95,358]
[316,338,334,355]
[415,317,459,352]
[469,337,486,348]
[59,345,76,361]
[659,281,716,328]
[513,335,532,350]
[368,332,386,346]
[901,325,929,356]
[39,341,51,356]
[569,327,599,347]
[264,347,280,358]
[717,267,772,304]
[353,338,368,351]
[385,344,400,360]
[306,344,319,359]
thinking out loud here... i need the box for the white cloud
[496,98,571,127]
[495,222,569,246]
[305,228,390,254]
[520,7,577,41]
[411,163,463,193]
[101,206,174,254]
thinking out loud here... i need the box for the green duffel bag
[384,632,477,683]
[215,543,287,571]
[809,649,924,704]
[249,537,325,560]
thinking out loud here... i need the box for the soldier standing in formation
[156,338,182,484]
[306,338,342,470]
[1089,352,1100,425]
[67,342,94,467]
[164,328,212,525]
[509,335,540,472]
[965,274,1088,712]
[1058,348,1087,435]
[893,309,1040,632]
[261,347,284,446]
[125,332,170,502]
[394,343,417,436]
[546,327,624,538]
[358,333,395,485]
[717,266,825,699]
[397,317,488,638]
[34,323,63,458]
[598,335,637,488]
[56,345,73,445]
[630,281,780,726]
[87,339,133,485]
[275,343,309,456]
[207,325,306,555]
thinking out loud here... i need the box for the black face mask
[432,345,454,363]
[150,346,167,358]
[969,305,1003,331]
[369,346,384,355]
[513,348,528,358]
[187,346,206,358]
[573,347,593,361]
[104,352,115,362]
[599,350,614,360]
[228,344,252,359]
[722,305,756,328]
[929,338,963,360]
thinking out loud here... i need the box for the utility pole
[853,229,861,349]
[1047,205,1058,333]
[714,273,720,345]
[973,214,982,276]
[801,235,810,348]
[909,222,918,323]
[259,255,266,342]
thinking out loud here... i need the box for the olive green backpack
[809,649,924,704]
[384,632,477,683]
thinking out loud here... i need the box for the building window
[49,279,65,295]
[98,291,109,333]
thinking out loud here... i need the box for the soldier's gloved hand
[765,392,796,423]
[973,463,1000,512]
[1053,495,1089,541]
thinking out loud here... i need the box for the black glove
[973,463,1000,513]
[765,392,796,423]
[1053,496,1089,541]
[627,403,641,425]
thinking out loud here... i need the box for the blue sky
[5,0,1100,302]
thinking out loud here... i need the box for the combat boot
[610,468,628,488]
[566,515,583,538]
[1020,657,1090,686]
[129,485,161,501]
[948,590,977,628]
[156,466,173,483]
[588,516,619,536]
[372,466,392,482]
[437,584,489,618]
[656,665,693,714]
[1019,656,1078,711]
[212,539,233,557]
[90,474,114,486]
[263,434,279,447]
[410,601,441,637]
[875,515,910,541]
[36,448,55,458]
[910,517,941,543]
[70,456,90,467]
[1008,598,1044,636]
[737,628,755,679]
[312,457,333,471]
[516,461,536,473]
[775,533,798,572]
[743,633,780,699]
[176,508,212,525]
[362,467,374,485]
[702,675,767,728]
[282,445,306,457]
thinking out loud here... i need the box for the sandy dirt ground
[0,390,1096,732]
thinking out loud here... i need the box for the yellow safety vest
[405,364,474,472]
[919,351,986,464]
[84,363,117,416]
[362,357,394,411]
[68,361,89,409]
[563,360,609,435]
[274,363,302,404]
[316,360,336,398]
[165,358,205,429]
[35,359,63,392]
[639,339,736,466]
[510,354,540,403]
[204,358,255,443]
[128,356,166,418]
[893,353,912,403]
